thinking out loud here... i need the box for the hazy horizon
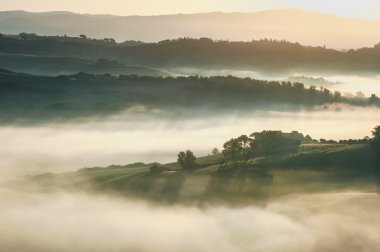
[1,0,380,20]
[2,9,380,49]
[0,8,379,20]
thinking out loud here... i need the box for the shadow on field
[201,161,274,204]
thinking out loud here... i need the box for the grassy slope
[32,143,378,205]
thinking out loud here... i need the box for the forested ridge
[1,34,380,73]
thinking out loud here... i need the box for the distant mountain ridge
[1,9,380,49]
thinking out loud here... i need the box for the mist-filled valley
[1,4,380,252]
[1,106,380,177]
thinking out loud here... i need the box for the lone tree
[371,125,380,152]
[369,94,380,105]
[211,148,220,155]
[177,150,197,170]
[371,126,380,192]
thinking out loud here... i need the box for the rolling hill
[1,9,380,49]
[29,143,378,205]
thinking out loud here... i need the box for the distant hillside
[0,53,172,76]
[1,9,380,49]
[1,35,380,75]
[0,71,377,125]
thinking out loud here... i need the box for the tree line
[65,73,380,108]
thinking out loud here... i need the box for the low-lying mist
[1,106,380,177]
[171,68,380,96]
[0,187,379,252]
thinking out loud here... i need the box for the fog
[0,187,378,252]
[172,68,380,96]
[326,75,380,97]
[1,73,380,252]
[1,106,380,178]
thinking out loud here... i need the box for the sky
[0,0,380,19]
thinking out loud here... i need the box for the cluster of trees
[174,127,380,171]
[221,130,375,161]
[176,131,302,169]
[177,150,197,170]
[222,130,306,160]
[175,131,313,169]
